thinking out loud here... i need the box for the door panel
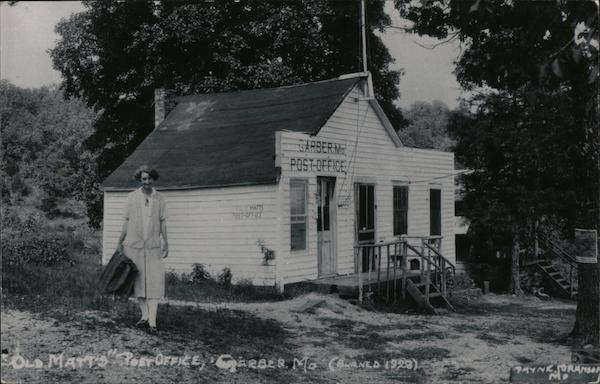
[356,184,376,272]
[317,177,336,277]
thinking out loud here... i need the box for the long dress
[122,188,168,299]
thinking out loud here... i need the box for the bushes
[1,210,104,311]
[217,267,232,287]
[2,214,74,267]
[166,265,284,302]
[452,273,476,290]
[191,263,211,283]
[464,262,511,292]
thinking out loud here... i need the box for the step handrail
[423,241,456,275]
[538,232,577,265]
[537,231,577,298]
[405,243,442,272]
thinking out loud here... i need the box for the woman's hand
[162,244,169,259]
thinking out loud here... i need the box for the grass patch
[348,332,392,350]
[317,317,396,349]
[451,298,516,315]
[392,331,448,342]
[96,301,293,356]
[515,356,534,364]
[319,317,362,331]
[383,370,427,383]
[400,347,451,362]
[476,332,512,345]
[166,271,319,303]
[442,365,476,381]
[452,322,484,333]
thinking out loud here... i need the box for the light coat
[123,188,168,299]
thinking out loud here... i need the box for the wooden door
[317,177,336,277]
[356,183,376,272]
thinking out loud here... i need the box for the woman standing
[117,165,169,333]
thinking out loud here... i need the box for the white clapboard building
[102,73,455,293]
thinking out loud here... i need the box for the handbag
[99,249,138,300]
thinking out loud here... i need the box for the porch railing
[353,236,455,304]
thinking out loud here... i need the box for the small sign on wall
[574,229,598,264]
[232,205,264,220]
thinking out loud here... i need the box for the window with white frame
[290,180,307,251]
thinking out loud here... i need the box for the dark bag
[99,249,138,300]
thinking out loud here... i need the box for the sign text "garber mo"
[298,139,346,156]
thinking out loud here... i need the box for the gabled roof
[102,76,361,190]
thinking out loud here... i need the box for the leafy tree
[0,80,97,218]
[399,100,453,150]
[396,0,598,343]
[50,0,406,226]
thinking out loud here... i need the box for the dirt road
[1,293,576,383]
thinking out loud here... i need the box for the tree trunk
[572,33,600,346]
[571,265,599,345]
[570,230,599,345]
[510,230,524,295]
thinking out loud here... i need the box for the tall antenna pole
[360,0,368,74]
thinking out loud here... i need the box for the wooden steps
[533,232,578,300]
[406,278,455,314]
[524,258,577,300]
[339,237,457,314]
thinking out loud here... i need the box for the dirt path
[1,293,576,383]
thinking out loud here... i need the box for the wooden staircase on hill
[522,232,578,300]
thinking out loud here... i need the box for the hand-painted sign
[232,205,264,220]
[297,139,346,155]
[289,158,347,173]
[276,132,349,175]
[288,138,347,174]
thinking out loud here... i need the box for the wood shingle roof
[102,76,360,190]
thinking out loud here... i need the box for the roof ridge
[176,74,363,100]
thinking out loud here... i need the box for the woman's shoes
[135,319,158,334]
[135,319,149,328]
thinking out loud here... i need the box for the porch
[312,236,456,313]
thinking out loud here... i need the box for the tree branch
[412,31,460,50]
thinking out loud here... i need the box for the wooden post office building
[102,73,456,293]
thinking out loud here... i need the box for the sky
[1,1,463,109]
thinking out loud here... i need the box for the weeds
[476,332,512,345]
[392,331,448,342]
[357,347,451,362]
[399,347,451,361]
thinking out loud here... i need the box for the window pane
[393,186,408,236]
[366,185,374,229]
[359,185,366,229]
[323,181,330,231]
[317,181,322,231]
[291,222,306,250]
[290,180,307,250]
[290,182,306,216]
[430,189,441,236]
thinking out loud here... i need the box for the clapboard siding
[278,84,455,284]
[103,79,455,289]
[102,184,279,286]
